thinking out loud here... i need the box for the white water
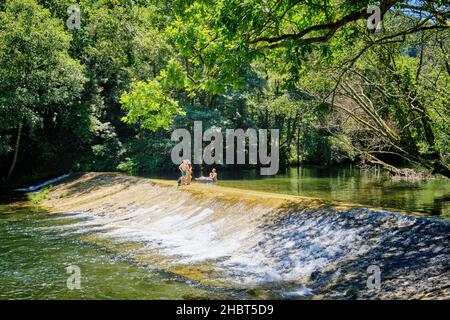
[282,287,314,297]
[38,184,379,287]
[15,173,71,192]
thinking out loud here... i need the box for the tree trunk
[7,122,23,181]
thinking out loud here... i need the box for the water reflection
[142,166,449,217]
[223,167,450,216]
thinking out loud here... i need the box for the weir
[36,173,450,299]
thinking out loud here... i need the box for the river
[146,166,450,217]
[0,167,449,299]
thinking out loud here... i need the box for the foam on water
[15,176,449,299]
[218,212,371,284]
[100,206,250,263]
[15,173,71,192]
[282,287,314,297]
[39,185,378,286]
[35,183,444,289]
[39,212,90,222]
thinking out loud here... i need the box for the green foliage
[345,286,358,299]
[27,186,51,207]
[1,0,449,182]
[0,0,86,180]
[120,79,185,131]
[0,0,85,130]
[117,129,174,174]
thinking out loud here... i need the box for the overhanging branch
[249,0,399,47]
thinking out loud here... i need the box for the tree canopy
[0,0,448,184]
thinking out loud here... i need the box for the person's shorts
[181,171,186,176]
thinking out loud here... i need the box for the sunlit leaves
[120,80,185,131]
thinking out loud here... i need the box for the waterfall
[38,175,449,299]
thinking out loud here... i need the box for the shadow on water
[311,213,450,299]
[430,195,450,216]
[255,205,450,299]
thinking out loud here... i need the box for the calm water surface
[145,166,450,217]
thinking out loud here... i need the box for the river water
[0,201,234,299]
[0,167,449,299]
[147,166,450,217]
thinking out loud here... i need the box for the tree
[295,14,450,176]
[120,79,184,131]
[130,0,448,175]
[0,0,85,180]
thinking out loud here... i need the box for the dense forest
[0,0,449,186]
